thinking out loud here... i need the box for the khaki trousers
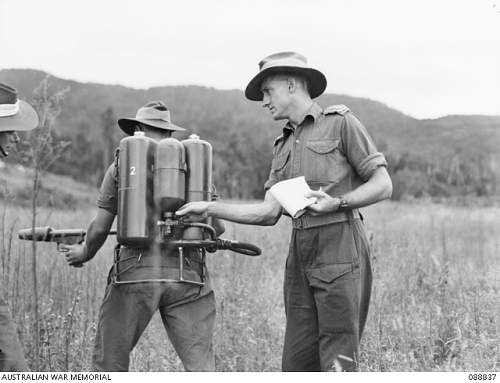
[92,249,216,371]
[0,296,29,371]
[282,217,372,371]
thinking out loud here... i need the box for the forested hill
[1,68,499,200]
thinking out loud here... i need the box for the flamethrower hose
[182,222,217,240]
[214,238,261,256]
[173,222,261,256]
[167,238,261,256]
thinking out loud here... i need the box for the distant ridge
[1,68,499,199]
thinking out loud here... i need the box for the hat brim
[118,118,186,136]
[245,66,327,101]
[0,100,39,132]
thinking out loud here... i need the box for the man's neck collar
[285,102,322,131]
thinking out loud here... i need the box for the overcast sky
[1,0,499,118]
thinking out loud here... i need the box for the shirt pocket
[304,138,346,183]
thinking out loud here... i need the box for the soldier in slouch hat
[177,52,393,371]
[0,82,39,371]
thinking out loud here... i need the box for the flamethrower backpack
[19,132,261,286]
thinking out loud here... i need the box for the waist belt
[113,246,206,285]
[117,246,205,265]
[292,209,360,229]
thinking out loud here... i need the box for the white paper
[269,176,317,218]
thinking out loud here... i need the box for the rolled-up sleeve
[96,164,118,215]
[263,143,282,191]
[341,113,387,181]
[264,166,279,191]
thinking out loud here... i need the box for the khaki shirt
[264,103,387,200]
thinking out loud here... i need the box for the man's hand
[176,201,212,220]
[304,189,340,215]
[59,243,87,268]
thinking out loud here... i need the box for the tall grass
[0,198,498,371]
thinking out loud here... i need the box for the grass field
[1,196,499,371]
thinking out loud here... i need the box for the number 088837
[469,374,496,381]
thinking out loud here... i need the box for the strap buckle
[292,217,304,229]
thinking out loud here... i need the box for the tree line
[10,106,497,202]
[2,74,498,203]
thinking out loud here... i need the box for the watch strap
[337,196,349,212]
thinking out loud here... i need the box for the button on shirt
[264,103,387,198]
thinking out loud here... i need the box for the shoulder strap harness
[323,104,350,116]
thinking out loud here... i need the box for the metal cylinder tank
[117,131,157,248]
[155,137,186,217]
[182,134,213,240]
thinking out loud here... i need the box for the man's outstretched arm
[176,191,282,226]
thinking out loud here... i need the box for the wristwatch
[337,196,349,212]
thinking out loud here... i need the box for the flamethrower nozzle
[18,226,53,241]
